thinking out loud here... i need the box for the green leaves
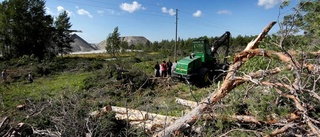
[0,0,74,60]
[280,0,290,9]
[0,0,53,60]
[53,11,73,55]
[106,27,121,58]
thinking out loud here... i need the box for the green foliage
[0,0,53,60]
[300,0,320,37]
[106,27,121,58]
[90,112,127,136]
[132,61,154,75]
[53,11,73,55]
[120,69,150,90]
[119,40,129,50]
[82,72,107,90]
[239,56,281,74]
[0,0,77,60]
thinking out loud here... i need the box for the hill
[70,34,97,52]
[96,36,150,50]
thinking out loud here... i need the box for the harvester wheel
[199,68,210,84]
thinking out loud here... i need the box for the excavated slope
[70,34,97,52]
[96,36,150,50]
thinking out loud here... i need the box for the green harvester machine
[173,31,231,83]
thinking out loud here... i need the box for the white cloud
[161,7,176,16]
[57,6,65,12]
[107,9,116,15]
[192,10,202,17]
[97,10,105,15]
[161,7,167,13]
[98,9,120,15]
[77,8,93,18]
[217,10,232,15]
[258,0,284,9]
[57,6,73,16]
[45,7,54,16]
[120,1,142,13]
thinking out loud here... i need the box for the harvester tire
[199,68,209,84]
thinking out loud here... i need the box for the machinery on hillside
[173,31,231,83]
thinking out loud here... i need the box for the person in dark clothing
[154,62,160,77]
[2,69,8,82]
[28,72,33,83]
[166,59,173,77]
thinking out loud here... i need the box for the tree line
[0,0,73,60]
[107,27,259,58]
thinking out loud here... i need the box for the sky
[26,0,300,43]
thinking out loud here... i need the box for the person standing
[166,59,173,77]
[1,69,8,82]
[28,72,33,83]
[154,62,160,77]
[161,60,167,77]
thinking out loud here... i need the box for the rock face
[97,36,150,50]
[70,34,97,52]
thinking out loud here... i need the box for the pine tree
[53,11,73,56]
[106,27,121,58]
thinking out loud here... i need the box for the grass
[0,71,92,116]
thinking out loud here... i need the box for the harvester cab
[173,31,231,84]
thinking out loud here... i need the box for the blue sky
[43,0,297,43]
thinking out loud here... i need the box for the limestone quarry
[70,34,150,53]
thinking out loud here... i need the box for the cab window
[193,44,203,53]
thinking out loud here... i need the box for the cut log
[175,97,197,108]
[175,97,230,110]
[89,106,178,132]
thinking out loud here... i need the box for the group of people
[154,59,176,77]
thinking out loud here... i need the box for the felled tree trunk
[89,106,178,132]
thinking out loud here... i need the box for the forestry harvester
[173,31,231,83]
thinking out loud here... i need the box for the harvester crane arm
[211,31,231,65]
[65,30,82,33]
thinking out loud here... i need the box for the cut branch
[244,21,277,51]
[265,123,295,137]
[0,117,10,132]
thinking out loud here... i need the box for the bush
[90,112,127,137]
[82,73,106,90]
